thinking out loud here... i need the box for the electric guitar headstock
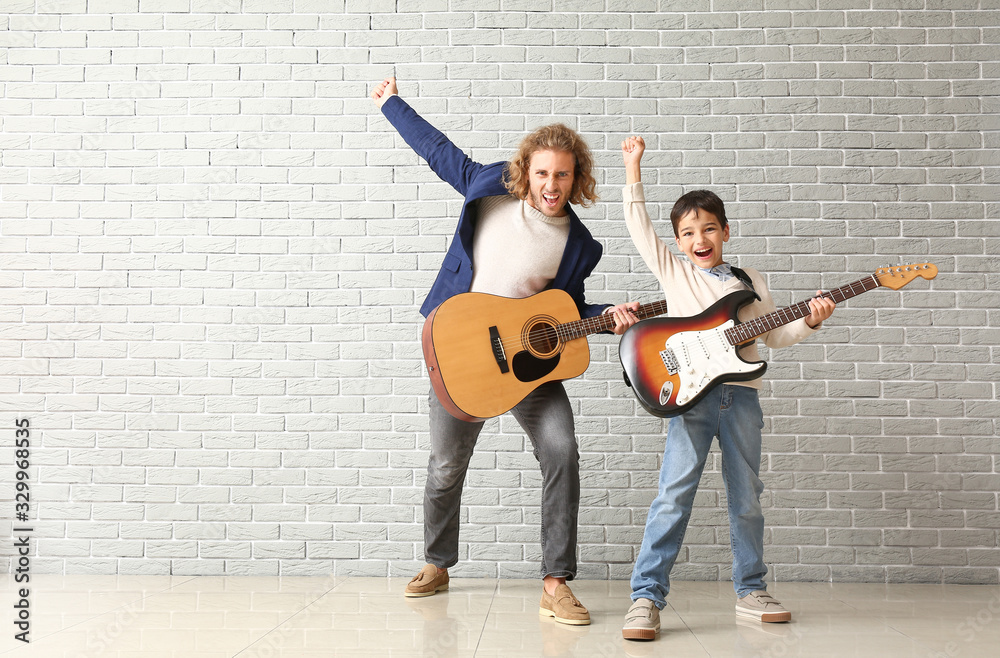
[874,263,938,290]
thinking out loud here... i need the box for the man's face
[525,149,575,218]
[675,208,730,269]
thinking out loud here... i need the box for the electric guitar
[423,289,669,422]
[619,263,938,418]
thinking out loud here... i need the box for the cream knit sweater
[469,194,570,299]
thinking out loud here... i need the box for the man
[371,77,638,626]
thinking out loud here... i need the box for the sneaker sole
[622,626,659,641]
[538,607,591,626]
[404,583,448,598]
[735,608,791,623]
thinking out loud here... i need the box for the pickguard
[667,321,761,406]
[511,351,560,383]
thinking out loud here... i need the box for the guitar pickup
[660,348,679,375]
[489,326,509,374]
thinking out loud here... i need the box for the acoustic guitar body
[422,290,590,422]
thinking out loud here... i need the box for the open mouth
[694,247,713,260]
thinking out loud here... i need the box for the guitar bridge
[660,348,679,375]
[489,326,509,374]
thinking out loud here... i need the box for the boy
[618,136,835,641]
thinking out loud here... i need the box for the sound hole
[523,317,560,357]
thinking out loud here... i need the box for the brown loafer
[404,564,449,598]
[539,583,591,626]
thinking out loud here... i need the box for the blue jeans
[424,382,580,580]
[631,384,768,606]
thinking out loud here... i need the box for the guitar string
[497,273,880,350]
[726,275,880,344]
[494,266,916,350]
[499,277,881,350]
[493,312,645,349]
[492,301,669,351]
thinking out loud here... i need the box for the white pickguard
[660,320,762,407]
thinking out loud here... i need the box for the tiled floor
[2,575,998,657]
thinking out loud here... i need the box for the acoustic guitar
[423,289,668,421]
[619,263,938,418]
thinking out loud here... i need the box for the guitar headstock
[874,263,938,290]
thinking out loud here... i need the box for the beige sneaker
[735,590,792,623]
[404,564,449,598]
[539,583,591,626]
[622,598,660,641]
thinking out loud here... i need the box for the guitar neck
[558,300,669,341]
[726,274,881,345]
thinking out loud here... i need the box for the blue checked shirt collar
[698,263,734,282]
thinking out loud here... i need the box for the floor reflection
[0,576,997,657]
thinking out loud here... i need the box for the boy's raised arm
[622,135,645,186]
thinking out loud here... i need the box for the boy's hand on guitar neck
[805,291,835,328]
[605,302,641,335]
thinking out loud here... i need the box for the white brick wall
[2,3,998,584]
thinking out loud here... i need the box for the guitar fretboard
[557,300,669,342]
[725,275,880,345]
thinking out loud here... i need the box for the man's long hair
[504,124,598,208]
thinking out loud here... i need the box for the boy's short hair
[669,190,728,237]
[504,123,598,208]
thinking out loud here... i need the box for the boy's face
[525,149,575,218]
[675,208,730,269]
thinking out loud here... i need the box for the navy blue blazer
[380,95,609,320]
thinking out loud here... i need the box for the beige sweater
[470,195,570,298]
[623,182,818,389]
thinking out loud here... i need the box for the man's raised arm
[370,76,483,197]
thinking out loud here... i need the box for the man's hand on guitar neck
[805,291,835,328]
[605,302,641,335]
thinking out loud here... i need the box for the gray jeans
[425,381,581,580]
